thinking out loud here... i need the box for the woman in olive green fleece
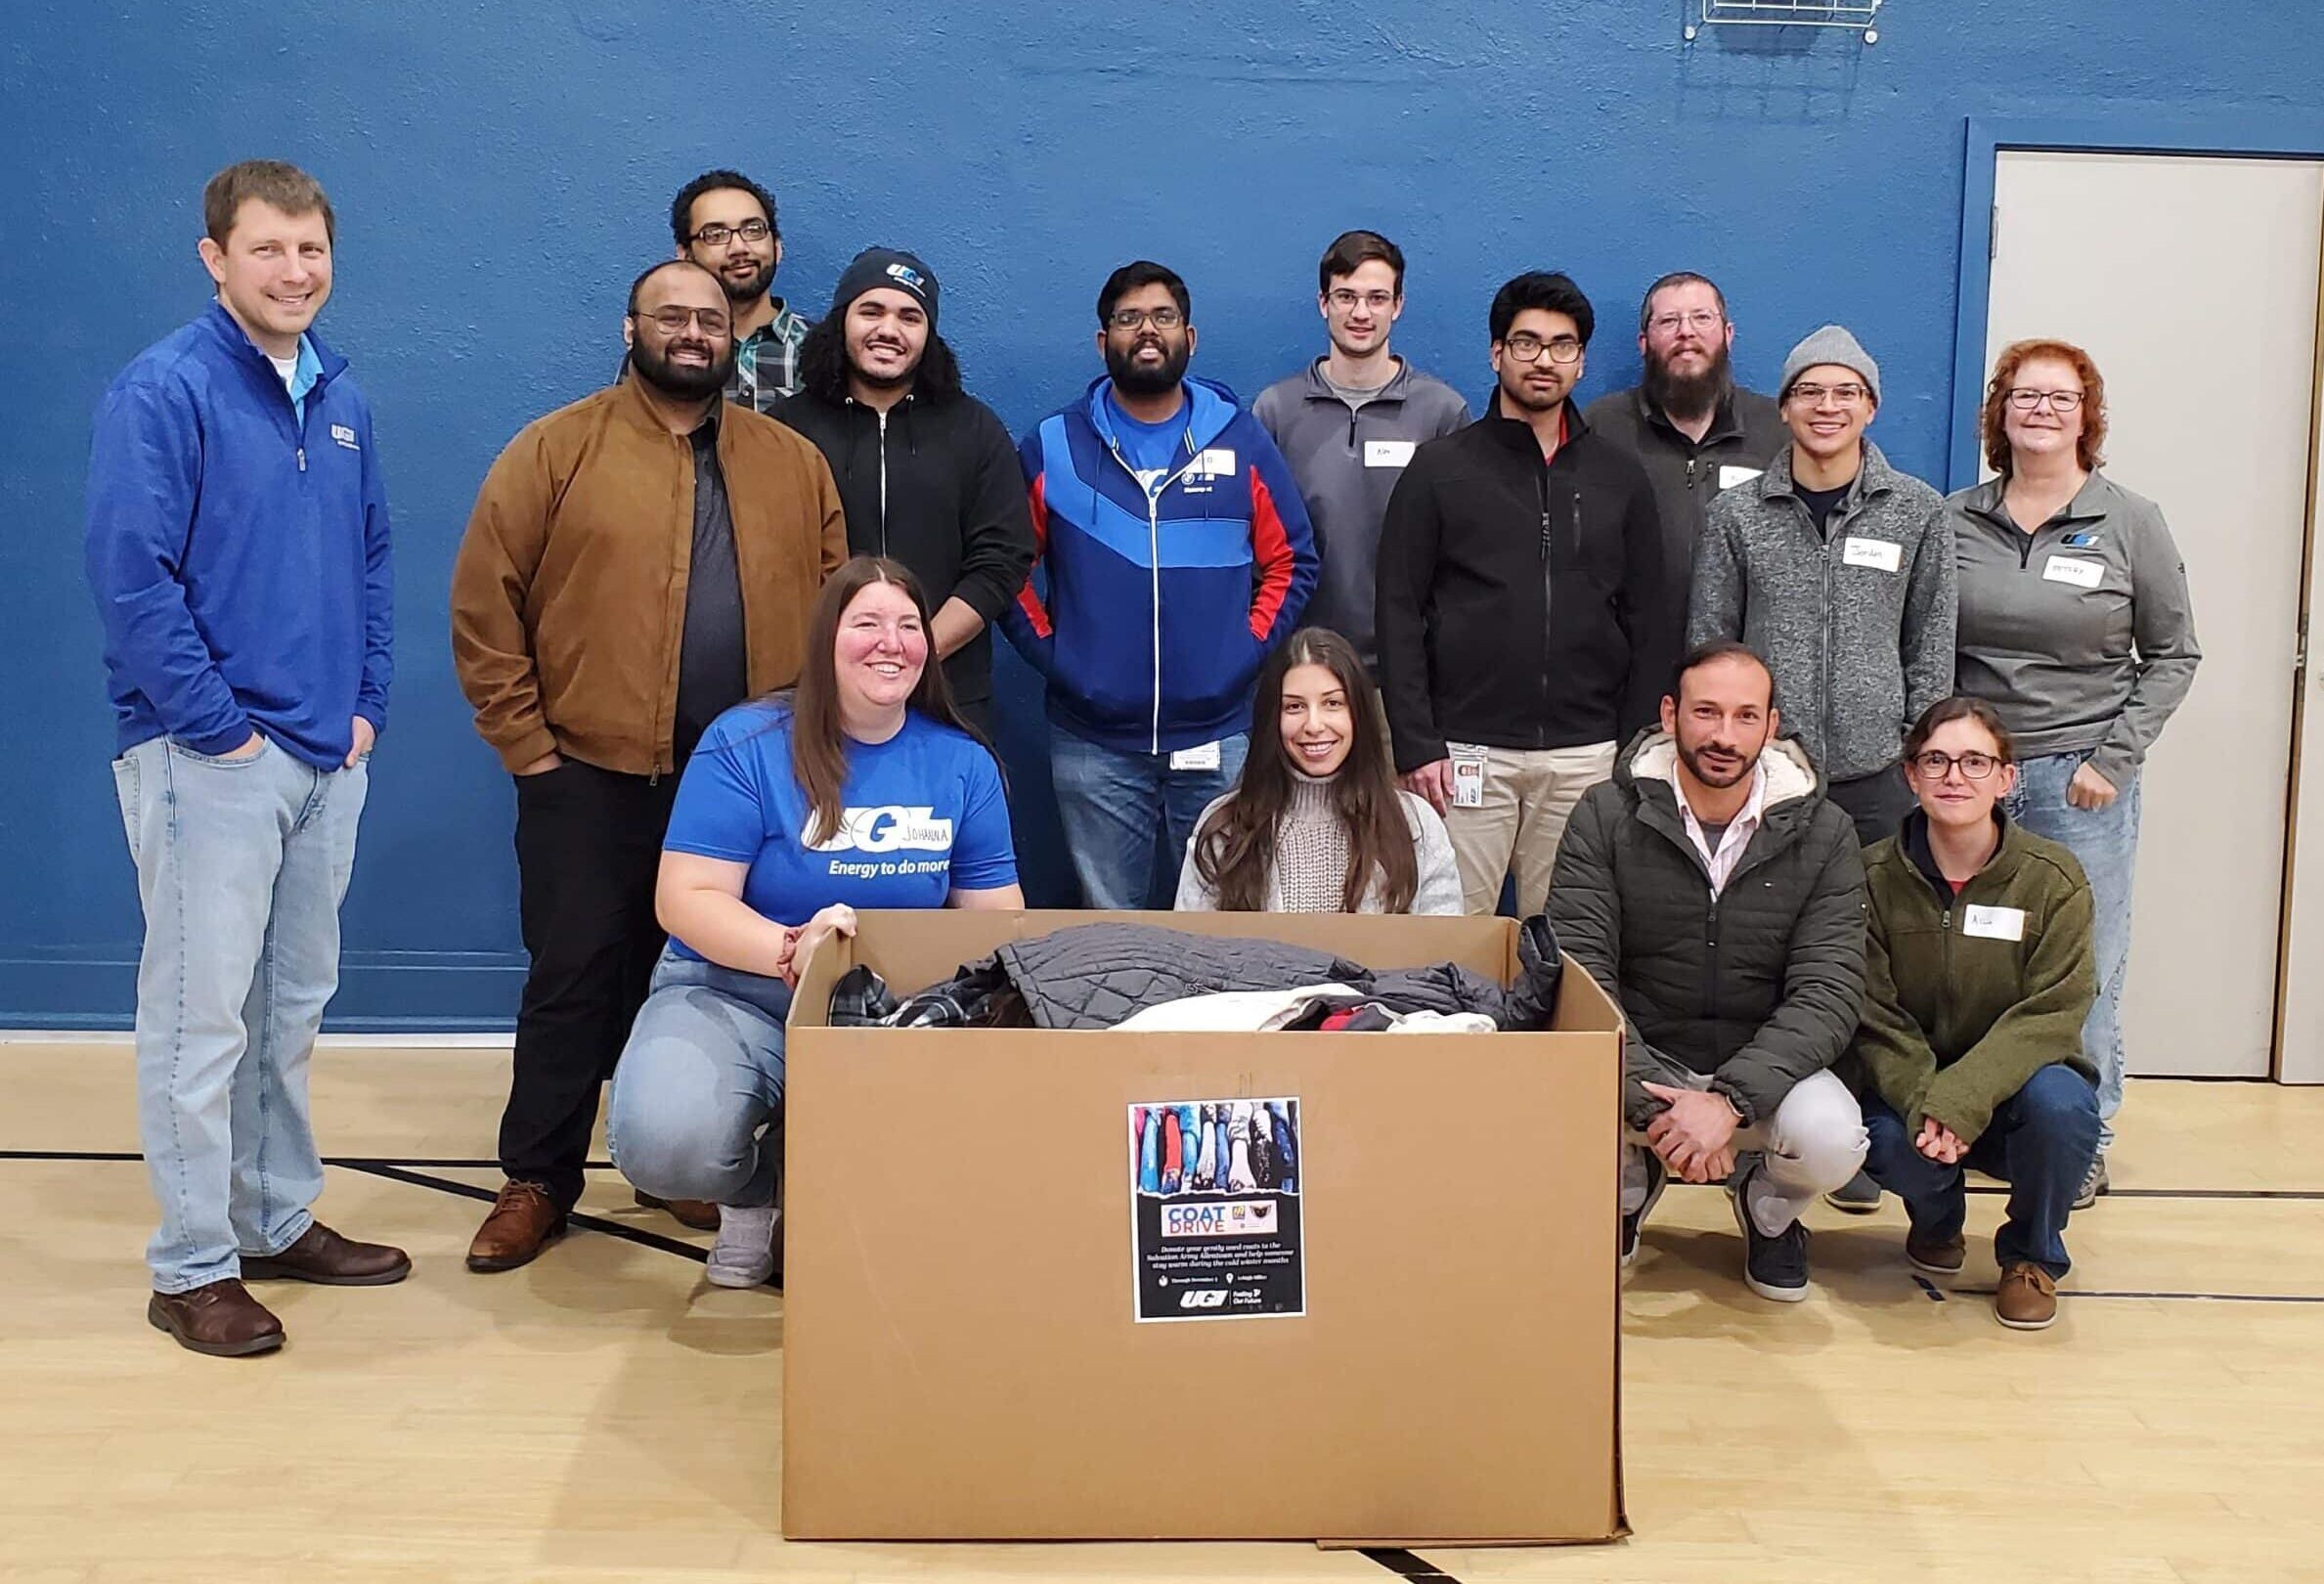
[1849,697,2101,1331]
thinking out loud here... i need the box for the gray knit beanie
[1779,325,1881,406]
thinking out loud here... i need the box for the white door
[1985,150,2324,1078]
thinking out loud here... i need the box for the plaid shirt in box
[727,299,813,412]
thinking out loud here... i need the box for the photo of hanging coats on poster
[1128,1098,1304,1322]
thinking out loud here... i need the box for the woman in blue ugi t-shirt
[607,556,1022,1286]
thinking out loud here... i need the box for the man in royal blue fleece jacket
[1002,261,1318,909]
[84,161,407,1359]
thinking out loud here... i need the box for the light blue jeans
[1050,729,1249,909]
[605,949,790,1210]
[111,736,369,1293]
[2006,751,2140,1149]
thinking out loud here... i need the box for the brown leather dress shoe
[467,1180,566,1272]
[242,1221,413,1286]
[634,1189,720,1232]
[1995,1261,2060,1330]
[149,1278,285,1357]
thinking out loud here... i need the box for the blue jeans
[1861,1064,2100,1278]
[110,736,370,1293]
[2006,751,2140,1148]
[605,949,790,1210]
[1049,729,1249,909]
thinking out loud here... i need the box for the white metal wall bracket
[1685,0,1883,45]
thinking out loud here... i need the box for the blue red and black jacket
[1001,376,1317,754]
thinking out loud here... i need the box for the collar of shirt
[1671,755,1768,897]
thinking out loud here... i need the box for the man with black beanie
[774,247,1034,736]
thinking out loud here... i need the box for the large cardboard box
[782,909,1626,1545]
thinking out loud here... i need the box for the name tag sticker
[1717,464,1763,491]
[1194,448,1237,479]
[2043,555,2105,590]
[1963,904,2027,942]
[1841,537,1903,573]
[1449,744,1488,809]
[1364,439,1417,469]
[1169,741,1222,772]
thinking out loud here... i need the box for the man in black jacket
[1377,271,1672,917]
[1549,641,1868,1302]
[774,248,1035,737]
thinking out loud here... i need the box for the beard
[1676,731,1758,790]
[630,335,735,400]
[848,338,923,393]
[1497,367,1569,415]
[1644,339,1733,422]
[715,254,775,305]
[1107,335,1190,397]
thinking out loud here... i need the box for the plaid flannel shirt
[727,299,812,412]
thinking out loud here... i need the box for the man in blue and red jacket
[85,161,406,1359]
[1002,261,1318,909]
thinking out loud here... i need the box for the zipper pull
[297,448,306,472]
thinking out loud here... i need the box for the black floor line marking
[333,1161,709,1263]
[1359,1548,1460,1581]
[1950,1286,2324,1305]
[1911,1275,1945,1302]
[1964,1186,2324,1202]
[0,1150,621,1170]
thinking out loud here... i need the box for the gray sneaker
[1824,1168,1883,1214]
[706,1203,779,1288]
[2072,1152,2109,1211]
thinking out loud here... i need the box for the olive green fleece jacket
[1844,811,2098,1143]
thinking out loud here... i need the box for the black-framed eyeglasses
[688,219,772,247]
[2006,387,2084,413]
[636,306,732,337]
[1908,750,2002,781]
[1108,307,1185,331]
[1788,381,1869,407]
[1502,332,1583,365]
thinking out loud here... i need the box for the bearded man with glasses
[668,168,811,410]
[452,259,846,1270]
[1376,270,1672,918]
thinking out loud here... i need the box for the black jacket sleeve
[1377,456,1444,772]
[949,405,1039,623]
[1615,465,1675,737]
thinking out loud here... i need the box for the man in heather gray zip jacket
[1688,326,1955,848]
[1253,230,1469,674]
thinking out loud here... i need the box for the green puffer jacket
[1845,811,2097,1142]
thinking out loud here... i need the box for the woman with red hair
[1949,339,2201,1207]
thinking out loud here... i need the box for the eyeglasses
[1327,288,1396,312]
[2006,387,2084,413]
[1788,382,1869,408]
[688,219,771,247]
[1502,332,1584,365]
[1647,309,1724,335]
[1908,750,2002,781]
[636,306,733,337]
[1108,307,1185,331]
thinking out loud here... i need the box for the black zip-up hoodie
[1376,392,1673,771]
[772,383,1035,705]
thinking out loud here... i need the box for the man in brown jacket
[451,259,846,1271]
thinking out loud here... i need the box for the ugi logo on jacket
[809,806,956,855]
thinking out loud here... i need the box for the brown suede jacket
[451,378,847,775]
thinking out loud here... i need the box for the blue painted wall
[2,0,2311,1027]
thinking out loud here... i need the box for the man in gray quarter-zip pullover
[1688,325,1955,848]
[1253,230,1469,674]
[773,248,1033,737]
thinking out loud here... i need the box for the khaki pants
[1443,740,1617,917]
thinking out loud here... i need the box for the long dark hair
[788,556,977,845]
[1191,628,1418,913]
[797,313,963,404]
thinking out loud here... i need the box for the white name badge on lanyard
[2042,555,2105,590]
[1448,744,1488,809]
[1364,439,1417,469]
[1168,740,1222,772]
[1962,904,2027,942]
[1841,537,1903,573]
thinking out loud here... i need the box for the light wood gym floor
[5,1039,2320,1584]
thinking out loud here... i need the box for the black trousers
[501,760,680,1210]
[1827,763,1916,849]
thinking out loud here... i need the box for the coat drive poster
[1128,1097,1304,1322]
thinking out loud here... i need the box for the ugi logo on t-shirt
[809,806,956,855]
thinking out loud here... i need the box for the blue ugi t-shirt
[660,702,1018,961]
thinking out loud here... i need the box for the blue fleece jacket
[1002,377,1317,754]
[86,303,393,769]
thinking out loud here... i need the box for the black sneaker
[1732,1166,1810,1302]
[1620,1155,1668,1268]
[1824,1168,1882,1214]
[2073,1152,2109,1211]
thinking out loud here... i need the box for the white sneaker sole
[1995,1305,2057,1331]
[705,1260,774,1290]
